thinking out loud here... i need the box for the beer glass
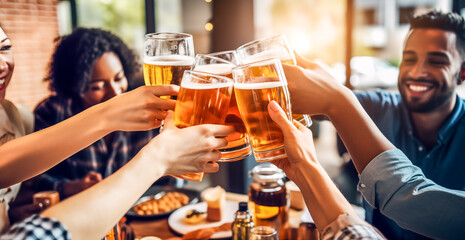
[193,54,252,162]
[232,58,292,162]
[143,32,195,99]
[173,70,234,181]
[236,34,312,128]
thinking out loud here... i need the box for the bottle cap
[238,202,248,211]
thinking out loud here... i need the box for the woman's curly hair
[46,28,139,99]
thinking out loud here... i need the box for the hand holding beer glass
[173,70,234,181]
[143,32,195,97]
[232,59,292,162]
[236,34,312,128]
[193,53,252,162]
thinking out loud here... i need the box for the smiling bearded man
[350,10,465,239]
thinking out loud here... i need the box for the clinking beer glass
[232,58,292,162]
[173,70,234,181]
[143,32,195,98]
[236,34,312,128]
[193,53,252,162]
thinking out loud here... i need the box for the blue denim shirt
[358,149,465,240]
[355,90,465,239]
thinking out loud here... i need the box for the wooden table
[129,192,308,239]
[130,218,178,239]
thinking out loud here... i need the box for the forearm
[40,150,166,240]
[292,159,356,230]
[327,88,394,173]
[359,149,465,239]
[0,104,112,188]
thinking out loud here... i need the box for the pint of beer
[236,34,312,127]
[173,70,234,181]
[232,59,292,162]
[193,54,252,162]
[143,33,195,99]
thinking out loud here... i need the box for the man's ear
[459,62,465,85]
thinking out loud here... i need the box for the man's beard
[398,76,456,113]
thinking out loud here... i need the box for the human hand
[294,51,317,70]
[99,85,179,131]
[283,62,348,116]
[141,111,234,176]
[8,202,47,223]
[63,171,102,197]
[267,101,318,181]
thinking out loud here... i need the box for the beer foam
[234,81,286,89]
[144,55,194,66]
[181,80,233,90]
[241,49,293,64]
[194,64,233,75]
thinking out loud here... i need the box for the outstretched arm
[283,64,394,173]
[268,101,383,239]
[38,111,234,240]
[268,101,355,229]
[0,85,178,188]
[284,59,465,238]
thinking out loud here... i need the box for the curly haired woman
[28,28,177,199]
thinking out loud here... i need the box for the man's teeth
[409,84,429,92]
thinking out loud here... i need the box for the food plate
[126,186,200,219]
[168,201,237,239]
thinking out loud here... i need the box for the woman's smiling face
[0,26,14,101]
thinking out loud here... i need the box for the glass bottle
[249,163,289,240]
[232,202,254,240]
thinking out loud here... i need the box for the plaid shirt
[0,214,70,240]
[321,214,385,240]
[29,96,159,195]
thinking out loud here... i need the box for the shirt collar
[400,94,464,144]
[437,95,464,143]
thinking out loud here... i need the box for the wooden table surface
[129,192,306,239]
[130,218,178,239]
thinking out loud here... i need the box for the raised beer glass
[236,34,312,128]
[143,32,195,99]
[193,53,252,162]
[173,70,234,181]
[232,58,292,162]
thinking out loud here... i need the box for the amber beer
[143,55,194,98]
[173,71,234,181]
[194,64,252,161]
[234,81,291,162]
[237,35,312,127]
[143,32,194,101]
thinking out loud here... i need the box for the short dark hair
[410,10,465,60]
[46,27,139,99]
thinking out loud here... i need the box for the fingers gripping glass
[143,32,195,129]
[173,70,234,181]
[232,59,292,162]
[236,34,312,128]
[192,53,252,162]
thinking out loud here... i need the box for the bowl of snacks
[126,186,200,219]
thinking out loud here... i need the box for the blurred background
[2,0,465,203]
